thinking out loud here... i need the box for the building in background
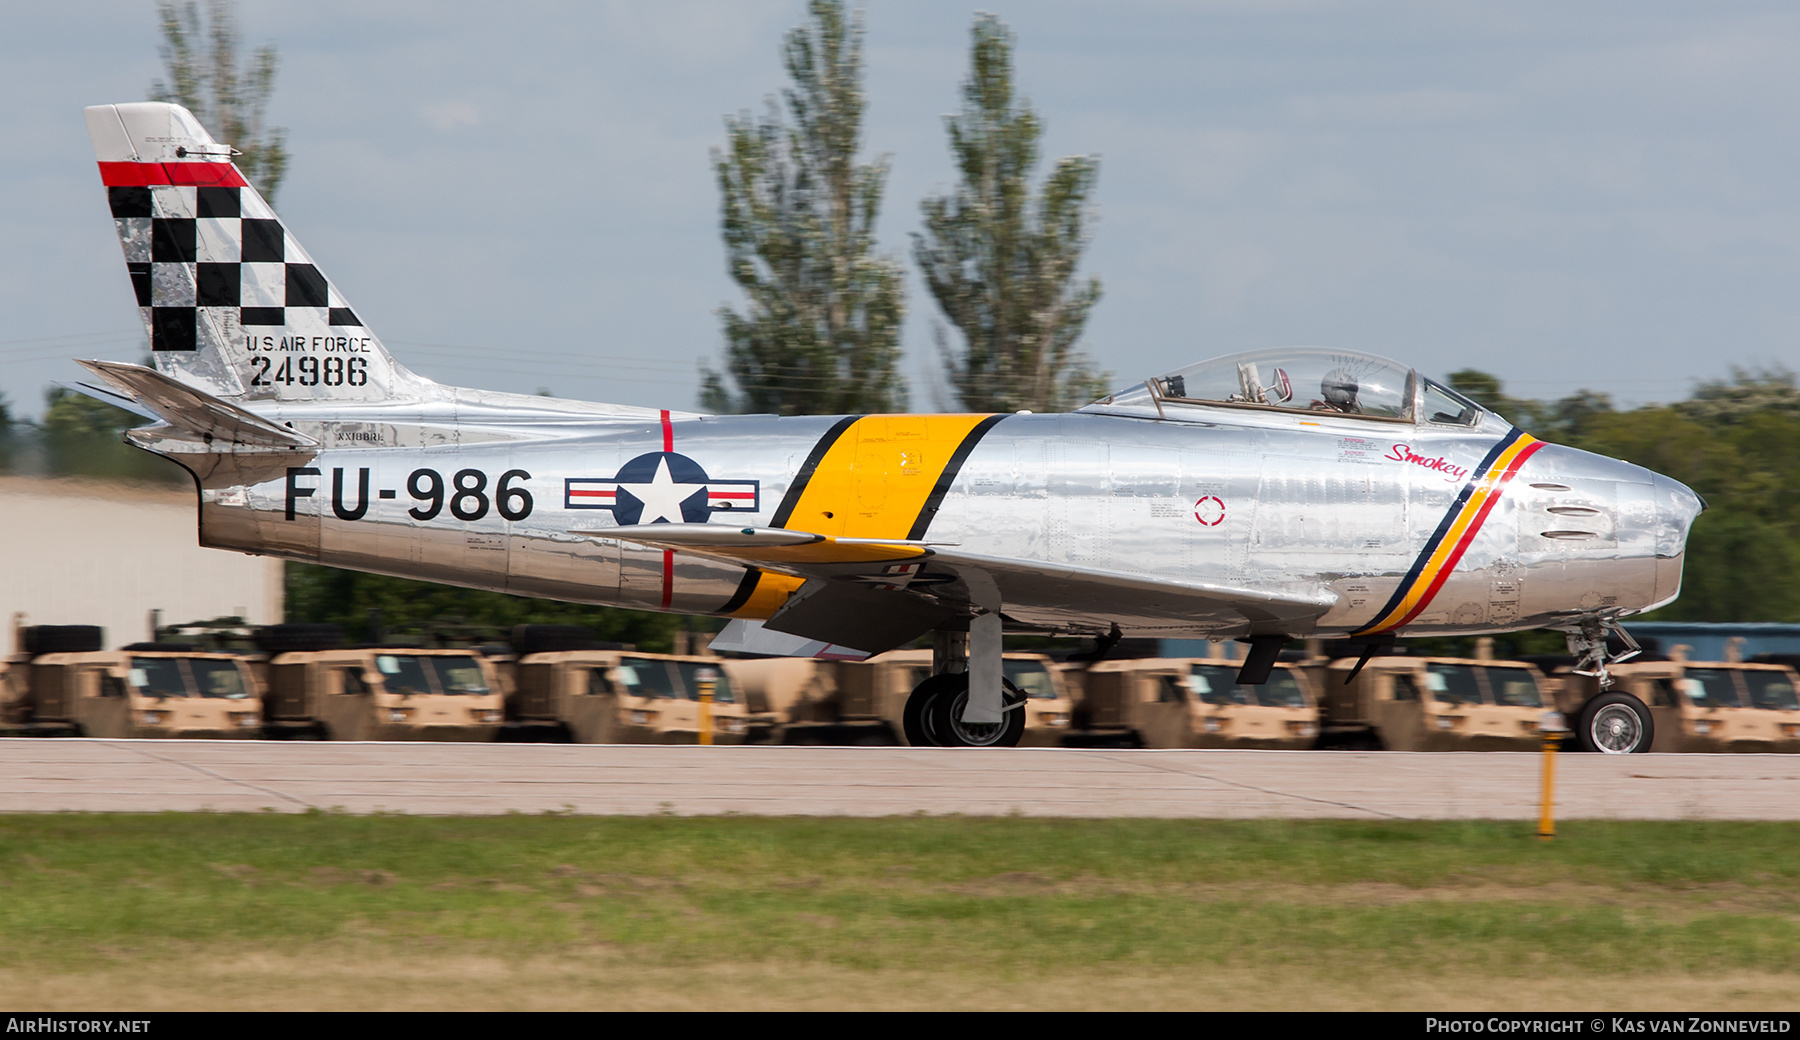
[0,476,282,655]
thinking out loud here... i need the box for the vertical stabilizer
[85,102,434,403]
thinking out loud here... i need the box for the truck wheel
[926,678,1026,749]
[902,674,968,747]
[1577,692,1653,754]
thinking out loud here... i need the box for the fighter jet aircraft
[70,102,1705,752]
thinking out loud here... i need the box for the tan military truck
[724,650,1074,746]
[1549,654,1800,753]
[1318,655,1551,751]
[1076,655,1320,749]
[262,646,505,741]
[506,648,768,744]
[3,626,262,738]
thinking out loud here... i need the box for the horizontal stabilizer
[75,359,318,450]
[54,380,159,421]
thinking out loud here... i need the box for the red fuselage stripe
[97,162,249,188]
[1389,439,1546,630]
[660,411,674,607]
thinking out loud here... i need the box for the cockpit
[1083,348,1488,428]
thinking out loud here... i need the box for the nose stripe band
[1355,429,1544,636]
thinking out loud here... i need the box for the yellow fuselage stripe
[726,414,997,619]
[1363,433,1540,633]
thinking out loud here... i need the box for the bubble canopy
[1091,348,1483,427]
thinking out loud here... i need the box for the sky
[3,1,1798,419]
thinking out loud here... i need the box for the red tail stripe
[660,409,673,453]
[98,162,248,189]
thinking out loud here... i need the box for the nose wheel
[1575,691,1654,754]
[902,673,1026,748]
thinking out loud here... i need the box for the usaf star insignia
[564,452,760,525]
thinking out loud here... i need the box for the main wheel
[927,677,1027,748]
[902,673,967,747]
[1577,692,1653,754]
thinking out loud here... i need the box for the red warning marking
[1194,496,1226,526]
[97,161,248,188]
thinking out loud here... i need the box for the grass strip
[2,814,1797,982]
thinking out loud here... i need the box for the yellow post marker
[1538,710,1566,840]
[696,667,717,746]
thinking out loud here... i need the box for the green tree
[39,388,184,484]
[284,564,685,651]
[913,14,1106,413]
[1447,369,1615,441]
[150,0,289,201]
[702,0,907,416]
[1676,365,1800,425]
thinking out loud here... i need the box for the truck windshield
[374,655,435,696]
[1003,659,1060,699]
[129,658,191,697]
[1681,669,1741,709]
[1742,671,1800,711]
[615,658,679,698]
[428,656,490,695]
[675,662,735,704]
[1424,665,1482,706]
[1188,665,1253,706]
[1254,673,1307,708]
[188,659,251,699]
[1484,668,1542,707]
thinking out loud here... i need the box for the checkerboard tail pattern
[87,102,423,403]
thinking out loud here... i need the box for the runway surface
[4,739,1800,819]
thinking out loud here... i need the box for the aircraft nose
[1652,472,1705,559]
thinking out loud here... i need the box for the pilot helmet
[1321,369,1360,408]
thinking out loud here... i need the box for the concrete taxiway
[3,739,1799,819]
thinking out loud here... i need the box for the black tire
[509,625,599,656]
[1576,692,1653,754]
[902,673,970,747]
[254,624,344,654]
[22,625,104,655]
[926,677,1027,749]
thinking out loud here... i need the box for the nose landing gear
[1565,616,1642,690]
[1564,616,1654,754]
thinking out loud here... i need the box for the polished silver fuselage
[148,386,1697,641]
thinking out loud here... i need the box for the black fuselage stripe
[718,567,763,615]
[1358,427,1524,630]
[906,414,1008,541]
[770,415,860,529]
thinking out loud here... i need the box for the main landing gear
[903,672,1027,748]
[902,623,1027,748]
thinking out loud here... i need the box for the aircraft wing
[578,524,1337,655]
